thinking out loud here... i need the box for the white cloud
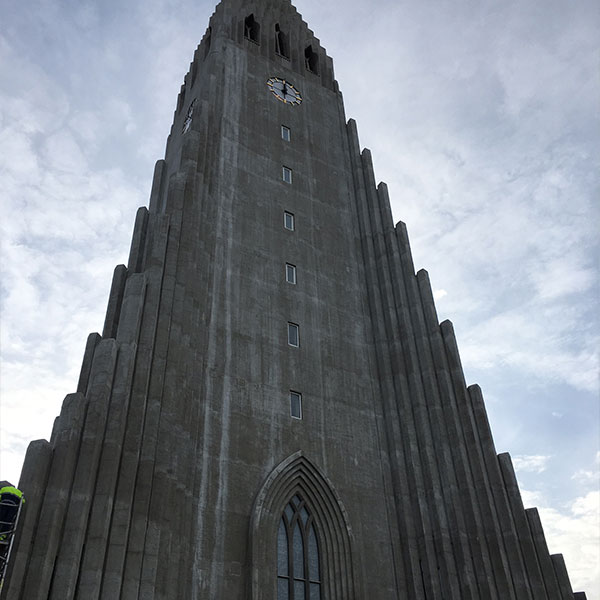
[42,130,88,173]
[513,455,552,474]
[0,18,146,487]
[572,469,600,486]
[572,458,600,487]
[520,488,600,595]
[536,491,600,596]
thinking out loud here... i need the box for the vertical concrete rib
[116,274,149,345]
[430,313,514,597]
[389,218,463,598]
[550,554,575,599]
[152,162,203,598]
[148,161,166,214]
[132,170,191,600]
[346,119,421,599]
[128,207,150,273]
[75,342,138,600]
[102,265,128,339]
[48,339,119,600]
[526,508,562,595]
[173,122,209,596]
[460,362,531,596]
[415,268,496,598]
[498,453,548,599]
[363,145,462,599]
[387,236,444,599]
[19,393,87,600]
[389,227,474,596]
[77,333,101,395]
[1,440,51,600]
[99,215,170,600]
[431,298,517,598]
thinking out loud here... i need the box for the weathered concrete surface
[3,0,585,598]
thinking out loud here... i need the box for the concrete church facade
[2,0,586,598]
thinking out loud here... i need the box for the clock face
[267,77,302,105]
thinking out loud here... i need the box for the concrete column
[128,207,150,272]
[48,339,118,600]
[498,453,547,598]
[20,393,87,600]
[437,317,516,598]
[130,170,192,599]
[346,119,421,598]
[550,554,575,599]
[391,224,462,599]
[143,165,202,597]
[361,151,460,599]
[75,343,137,599]
[1,440,52,600]
[148,160,167,214]
[417,270,495,598]
[463,375,530,597]
[102,265,128,339]
[525,508,561,595]
[77,332,101,395]
[99,215,170,600]
[116,273,148,345]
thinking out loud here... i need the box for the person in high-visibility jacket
[0,483,25,552]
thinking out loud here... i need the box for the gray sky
[1,0,598,594]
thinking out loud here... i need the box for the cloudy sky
[1,0,598,594]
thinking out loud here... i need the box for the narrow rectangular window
[284,211,295,231]
[290,392,302,419]
[288,322,299,347]
[282,166,292,184]
[281,126,291,142]
[286,263,296,284]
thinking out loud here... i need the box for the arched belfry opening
[275,23,289,58]
[250,452,358,600]
[304,45,319,74]
[244,13,260,43]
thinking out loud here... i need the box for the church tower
[2,0,586,598]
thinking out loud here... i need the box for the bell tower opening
[275,24,289,58]
[245,14,260,43]
[304,45,319,74]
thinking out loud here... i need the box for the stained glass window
[277,494,321,600]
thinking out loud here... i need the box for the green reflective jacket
[0,486,25,503]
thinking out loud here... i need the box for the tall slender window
[286,263,296,284]
[289,392,302,419]
[244,14,260,43]
[284,211,295,231]
[304,45,319,74]
[277,494,321,599]
[282,166,293,184]
[275,23,289,58]
[288,322,299,347]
